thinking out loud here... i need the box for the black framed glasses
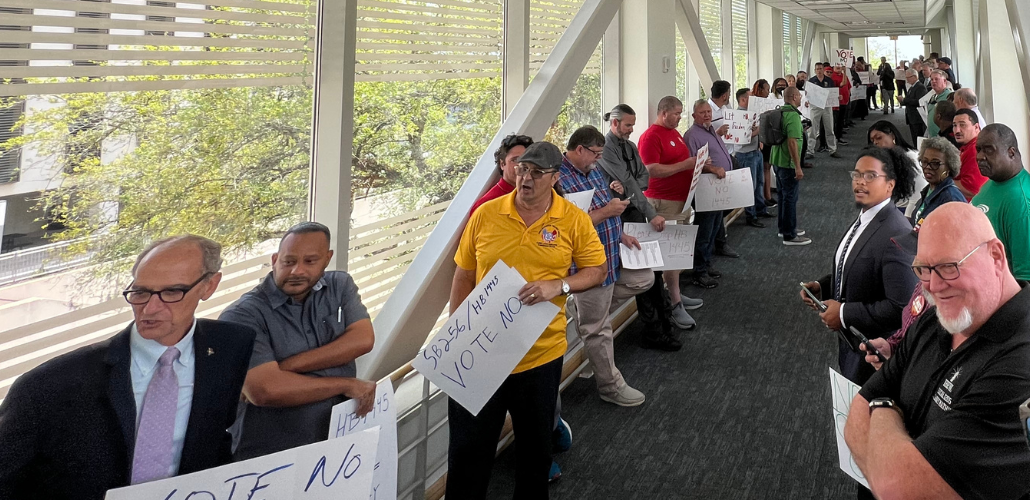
[583,146,604,158]
[911,242,988,282]
[850,171,887,182]
[919,159,945,170]
[123,272,214,305]
[515,165,557,179]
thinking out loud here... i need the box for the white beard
[923,289,974,334]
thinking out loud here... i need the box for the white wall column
[624,0,677,133]
[980,0,1030,170]
[502,0,531,118]
[308,0,357,269]
[754,2,774,81]
[951,0,976,85]
[1005,0,1030,137]
[601,9,621,111]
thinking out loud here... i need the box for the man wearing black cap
[937,57,956,86]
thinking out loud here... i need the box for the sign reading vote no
[694,168,756,212]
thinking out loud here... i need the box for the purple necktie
[131,346,180,484]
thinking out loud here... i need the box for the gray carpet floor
[485,106,910,499]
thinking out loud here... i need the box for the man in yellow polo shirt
[446,141,606,499]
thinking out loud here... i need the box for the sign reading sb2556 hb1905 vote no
[411,260,560,415]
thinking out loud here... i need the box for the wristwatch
[868,397,904,419]
[560,279,571,296]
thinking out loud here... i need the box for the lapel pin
[207,348,215,356]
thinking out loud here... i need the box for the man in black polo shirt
[844,202,1030,500]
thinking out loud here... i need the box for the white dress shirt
[835,198,892,327]
[130,319,197,477]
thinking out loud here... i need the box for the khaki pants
[572,268,654,395]
[647,197,690,223]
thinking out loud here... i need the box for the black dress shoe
[757,211,776,219]
[707,268,722,279]
[746,218,765,228]
[641,330,684,351]
[715,245,740,258]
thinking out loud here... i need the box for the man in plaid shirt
[558,125,655,407]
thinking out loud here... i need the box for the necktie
[835,217,863,301]
[131,346,180,484]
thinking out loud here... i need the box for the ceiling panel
[759,0,926,34]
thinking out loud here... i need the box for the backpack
[758,106,801,146]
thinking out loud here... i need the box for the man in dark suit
[902,68,929,144]
[802,147,919,386]
[0,235,255,500]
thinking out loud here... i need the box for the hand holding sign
[411,260,560,415]
[829,368,870,488]
[329,381,397,500]
[683,144,710,211]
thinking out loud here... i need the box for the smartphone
[799,282,828,312]
[849,326,888,364]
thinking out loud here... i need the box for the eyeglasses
[919,159,945,170]
[583,146,603,157]
[911,242,988,282]
[850,171,887,182]
[123,272,213,305]
[515,164,557,179]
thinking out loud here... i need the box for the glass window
[731,0,748,91]
[700,0,722,77]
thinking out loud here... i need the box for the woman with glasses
[910,136,966,230]
[446,141,606,499]
[867,120,927,217]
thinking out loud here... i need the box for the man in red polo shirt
[952,109,988,200]
[470,133,534,214]
[640,95,704,331]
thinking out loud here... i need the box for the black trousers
[446,356,563,500]
[908,121,926,146]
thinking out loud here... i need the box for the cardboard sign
[829,368,870,488]
[835,48,855,69]
[619,240,664,269]
[622,222,698,271]
[722,110,755,145]
[411,260,559,415]
[693,168,755,212]
[563,189,594,213]
[106,428,380,500]
[683,144,709,210]
[329,381,397,500]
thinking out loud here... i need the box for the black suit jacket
[902,81,929,125]
[0,319,255,500]
[818,201,917,383]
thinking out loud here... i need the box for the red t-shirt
[639,123,693,201]
[470,178,515,215]
[831,71,850,107]
[956,136,988,201]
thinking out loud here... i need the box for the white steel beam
[979,0,1030,170]
[674,0,721,90]
[801,20,815,74]
[362,0,622,380]
[1005,0,1030,120]
[502,0,531,118]
[308,0,357,269]
[601,8,621,111]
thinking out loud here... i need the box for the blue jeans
[693,210,721,275]
[736,150,767,220]
[774,167,800,240]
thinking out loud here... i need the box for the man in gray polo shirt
[220,222,376,460]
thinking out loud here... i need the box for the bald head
[919,202,996,254]
[784,87,801,103]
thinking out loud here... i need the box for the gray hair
[920,136,963,179]
[905,68,918,78]
[657,96,683,114]
[692,99,710,113]
[132,234,223,276]
[931,69,948,79]
[954,88,977,106]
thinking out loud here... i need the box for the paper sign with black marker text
[622,222,698,271]
[105,428,380,500]
[411,260,560,415]
[329,380,397,500]
[683,144,709,211]
[829,367,870,488]
[694,168,755,212]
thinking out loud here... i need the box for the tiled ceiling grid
[758,0,926,36]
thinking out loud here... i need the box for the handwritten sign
[329,381,397,500]
[622,222,698,271]
[829,367,870,488]
[799,91,811,120]
[858,71,875,85]
[106,428,380,500]
[564,189,594,213]
[722,110,754,145]
[806,85,839,109]
[849,84,866,101]
[683,144,709,211]
[748,96,783,118]
[411,260,559,415]
[917,90,934,126]
[693,168,755,212]
[835,48,855,68]
[619,240,664,269]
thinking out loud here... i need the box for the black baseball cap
[518,142,563,170]
[939,57,952,66]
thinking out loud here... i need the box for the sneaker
[692,273,719,289]
[552,418,572,453]
[805,151,814,158]
[707,267,722,279]
[765,199,777,208]
[600,384,646,407]
[783,236,813,246]
[757,211,776,219]
[777,229,806,237]
[549,461,562,483]
[715,244,740,258]
[669,303,697,329]
[746,218,765,228]
[830,151,842,158]
[680,296,704,310]
[641,330,683,351]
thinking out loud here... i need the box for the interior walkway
[487,108,911,499]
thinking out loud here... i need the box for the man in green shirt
[972,123,1030,280]
[771,87,810,246]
